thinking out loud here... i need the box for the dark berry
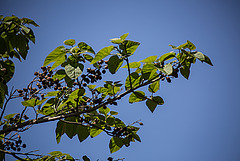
[166,77,171,83]
[34,72,39,76]
[102,69,106,74]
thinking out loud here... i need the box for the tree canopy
[0,15,212,161]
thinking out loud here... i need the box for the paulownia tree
[0,15,213,161]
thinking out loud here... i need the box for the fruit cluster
[112,126,136,137]
[4,136,26,152]
[8,113,29,125]
[81,60,107,85]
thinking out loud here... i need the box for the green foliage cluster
[0,15,39,108]
[0,16,212,161]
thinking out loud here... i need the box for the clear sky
[1,0,240,161]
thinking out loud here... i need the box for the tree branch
[0,75,161,135]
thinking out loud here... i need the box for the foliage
[0,15,213,161]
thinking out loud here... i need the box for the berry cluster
[81,60,107,85]
[112,126,136,137]
[4,136,26,152]
[8,113,29,125]
[34,66,63,90]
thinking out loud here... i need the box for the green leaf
[110,38,123,44]
[64,39,75,46]
[83,54,93,62]
[108,55,123,74]
[146,96,164,113]
[142,63,156,74]
[21,98,47,107]
[52,69,66,80]
[48,151,63,157]
[187,40,196,50]
[87,85,96,90]
[120,33,129,40]
[176,42,188,49]
[124,40,140,55]
[132,132,141,142]
[114,118,126,127]
[110,111,118,115]
[65,63,84,79]
[193,52,205,61]
[51,54,66,71]
[99,106,110,116]
[180,61,191,79]
[90,128,103,138]
[148,80,160,93]
[78,42,95,54]
[45,91,60,97]
[158,52,176,62]
[23,28,35,43]
[43,46,66,67]
[140,56,158,63]
[203,54,213,66]
[77,125,89,142]
[21,17,39,27]
[125,72,141,89]
[14,34,28,60]
[110,33,129,44]
[0,59,15,83]
[56,120,65,144]
[20,25,30,34]
[68,88,85,101]
[82,155,90,161]
[122,137,130,147]
[65,117,77,139]
[64,75,74,87]
[121,62,141,68]
[106,116,115,126]
[4,113,17,120]
[129,91,146,103]
[109,137,124,153]
[96,87,108,94]
[91,46,114,64]
[163,63,173,75]
[148,69,158,80]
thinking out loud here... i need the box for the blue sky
[1,0,240,160]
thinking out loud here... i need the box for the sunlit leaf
[121,62,141,68]
[91,46,114,64]
[129,91,146,103]
[187,40,196,50]
[90,128,103,138]
[163,63,173,75]
[43,46,66,67]
[158,52,176,63]
[64,39,75,46]
[140,56,158,63]
[78,42,95,54]
[65,63,84,79]
[109,137,124,153]
[148,80,160,93]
